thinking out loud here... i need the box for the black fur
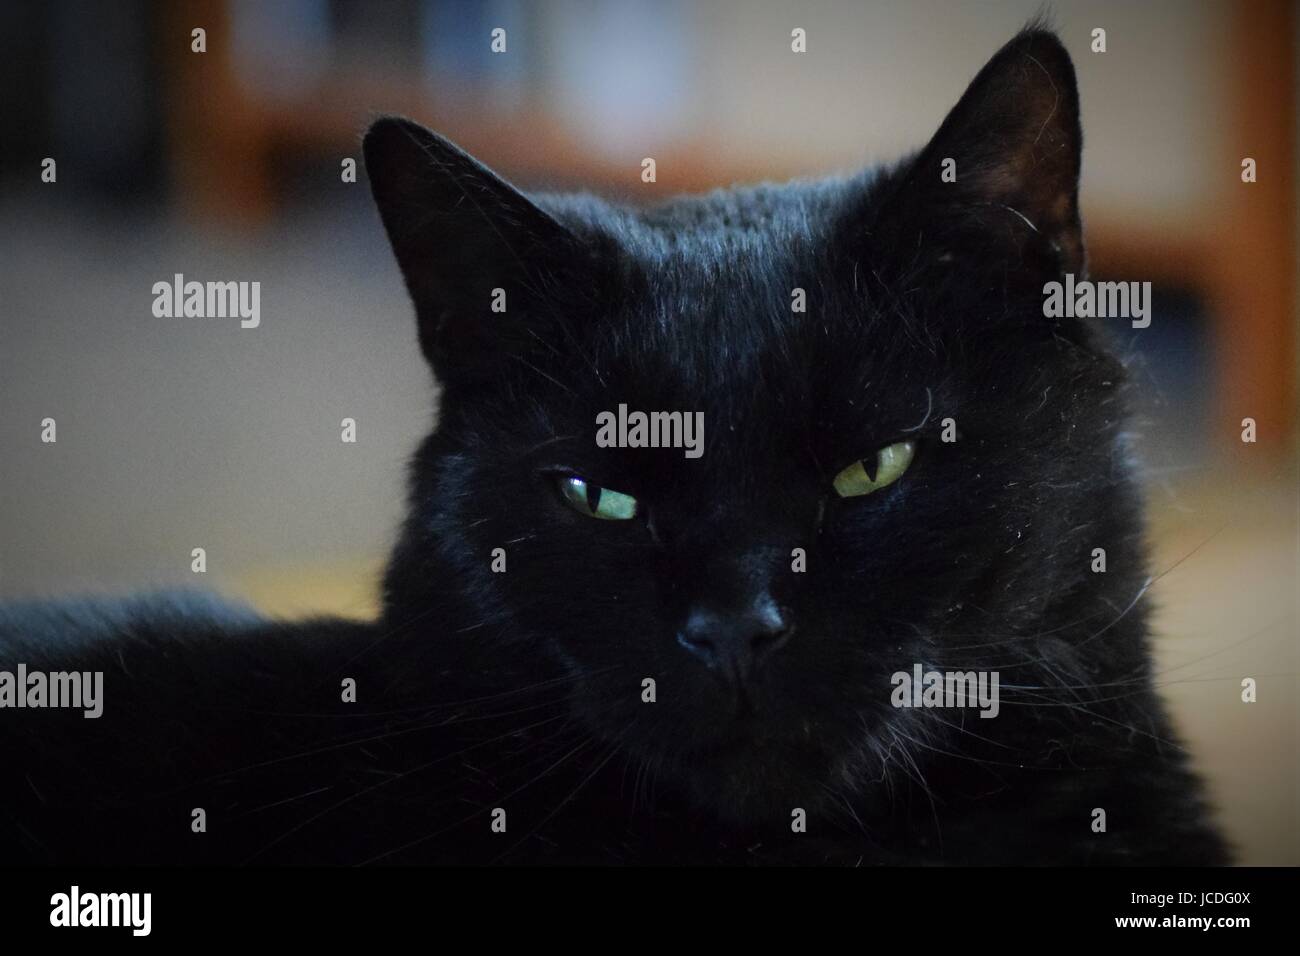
[0,29,1228,865]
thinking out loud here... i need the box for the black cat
[0,29,1228,865]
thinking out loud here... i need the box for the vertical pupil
[585,482,602,513]
[862,454,879,483]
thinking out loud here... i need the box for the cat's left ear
[363,117,588,383]
[869,28,1084,278]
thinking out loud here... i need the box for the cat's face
[368,30,1125,823]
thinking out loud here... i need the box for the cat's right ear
[863,28,1084,284]
[364,117,580,381]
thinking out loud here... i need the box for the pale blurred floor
[1146,468,1298,865]
[232,559,382,621]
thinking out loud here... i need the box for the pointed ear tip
[362,117,463,162]
[362,117,402,170]
[363,116,421,154]
[362,119,471,194]
[1004,27,1078,85]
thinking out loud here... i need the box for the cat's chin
[670,732,848,828]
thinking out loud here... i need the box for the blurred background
[0,0,1295,863]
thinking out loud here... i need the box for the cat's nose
[676,594,792,687]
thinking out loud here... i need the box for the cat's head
[366,30,1129,824]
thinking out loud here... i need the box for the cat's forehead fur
[530,175,893,394]
[537,175,863,280]
[525,180,936,473]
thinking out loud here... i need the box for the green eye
[557,475,638,520]
[832,441,915,498]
